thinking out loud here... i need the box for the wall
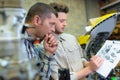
[23,0,87,37]
[0,0,100,38]
[85,0,100,22]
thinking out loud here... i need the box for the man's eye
[50,23,55,26]
[59,20,65,23]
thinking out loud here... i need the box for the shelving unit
[99,0,120,15]
[98,0,120,40]
[100,0,120,10]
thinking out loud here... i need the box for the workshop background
[0,0,100,37]
[24,0,100,37]
[0,0,120,80]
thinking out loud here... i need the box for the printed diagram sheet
[96,40,120,78]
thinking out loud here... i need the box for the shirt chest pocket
[64,42,83,67]
[67,46,81,59]
[60,40,80,55]
[64,42,79,52]
[67,46,79,52]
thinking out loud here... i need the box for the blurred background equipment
[85,13,118,59]
[78,12,120,80]
[0,1,46,79]
[0,0,30,80]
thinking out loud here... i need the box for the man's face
[36,13,57,38]
[55,12,67,34]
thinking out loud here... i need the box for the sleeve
[50,60,59,80]
[28,42,55,80]
[23,37,55,79]
[37,46,55,79]
[70,72,78,80]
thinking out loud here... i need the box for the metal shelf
[100,0,120,10]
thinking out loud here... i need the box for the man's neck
[26,28,36,38]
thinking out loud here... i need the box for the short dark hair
[49,3,69,13]
[25,2,58,23]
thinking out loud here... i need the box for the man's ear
[33,15,41,26]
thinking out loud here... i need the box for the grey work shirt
[51,33,86,80]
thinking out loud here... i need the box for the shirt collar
[23,31,41,44]
[57,34,66,41]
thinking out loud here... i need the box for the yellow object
[91,13,117,29]
[113,28,119,34]
[78,13,117,45]
[88,17,99,26]
[78,35,90,45]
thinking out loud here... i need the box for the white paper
[96,40,120,78]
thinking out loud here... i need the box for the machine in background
[78,13,120,79]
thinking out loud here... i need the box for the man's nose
[51,26,55,32]
[64,22,67,27]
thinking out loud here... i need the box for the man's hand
[43,33,58,55]
[88,55,104,72]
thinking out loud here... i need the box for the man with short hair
[50,3,103,80]
[22,2,58,80]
